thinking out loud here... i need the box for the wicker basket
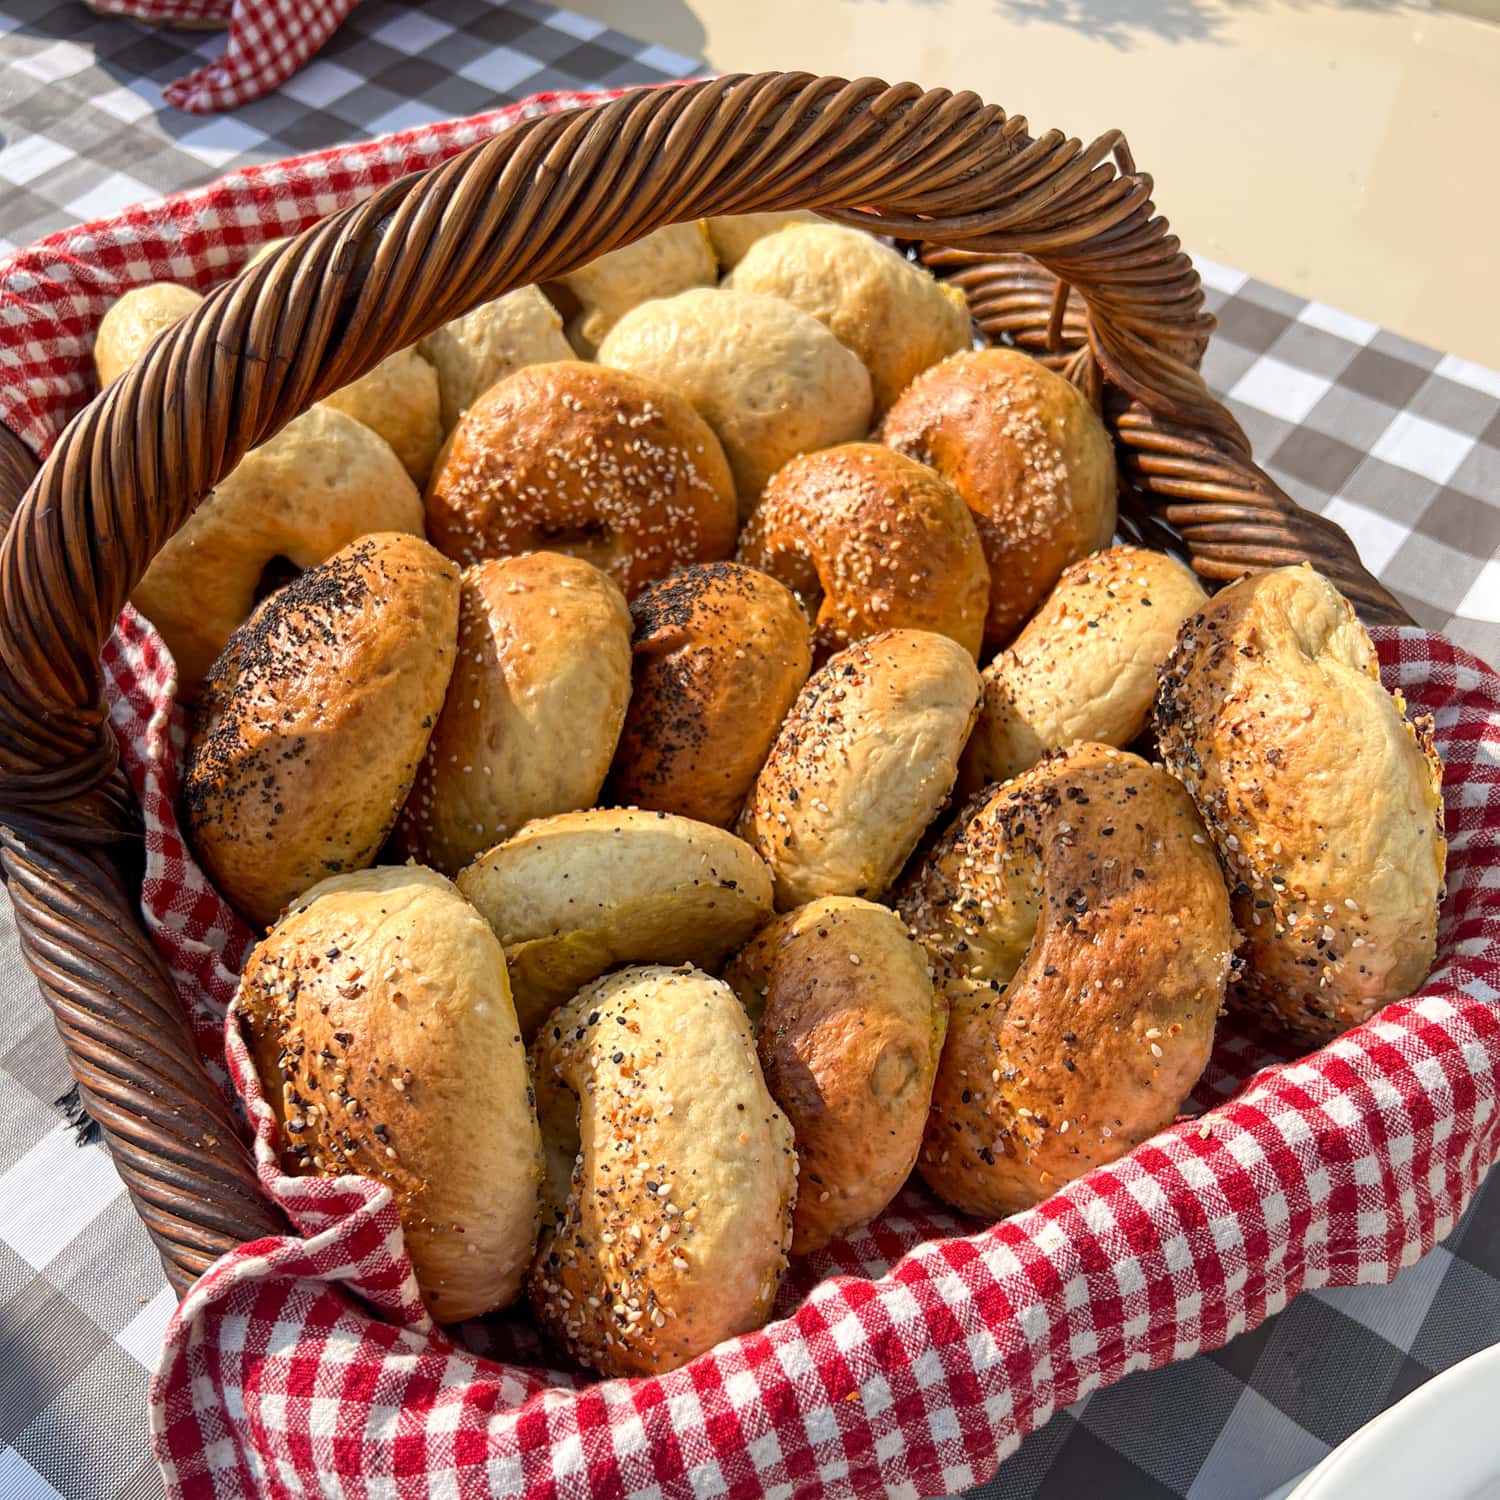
[0,66,1434,1398]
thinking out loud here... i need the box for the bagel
[961,545,1208,793]
[456,808,774,1037]
[736,442,989,662]
[132,405,425,698]
[606,561,813,826]
[397,553,632,875]
[724,223,972,412]
[1154,564,1446,1040]
[704,212,822,270]
[724,897,944,1253]
[240,866,542,1323]
[529,963,796,1377]
[597,288,873,515]
[185,533,459,927]
[738,629,982,910]
[93,282,203,387]
[880,348,1118,650]
[424,360,738,599]
[897,743,1233,1219]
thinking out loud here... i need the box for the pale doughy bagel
[606,561,812,826]
[724,896,944,1253]
[881,348,1118,651]
[704,212,822,270]
[185,533,459,927]
[961,545,1207,793]
[133,404,425,698]
[1154,564,1446,1040]
[597,288,874,515]
[736,442,989,662]
[93,282,203,388]
[456,808,775,1038]
[738,629,982,910]
[897,743,1233,1219]
[724,223,972,412]
[397,553,632,875]
[240,866,542,1323]
[529,963,796,1377]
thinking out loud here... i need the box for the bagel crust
[93,282,203,388]
[737,442,989,662]
[424,360,738,599]
[704,212,822,270]
[529,964,796,1376]
[724,896,945,1253]
[607,561,813,826]
[1154,565,1446,1040]
[185,533,459,927]
[898,743,1233,1219]
[738,629,982,910]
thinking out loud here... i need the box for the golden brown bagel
[596,288,873,515]
[738,629,982,910]
[880,348,1118,651]
[93,282,203,387]
[185,533,459,927]
[398,553,632,875]
[240,866,543,1323]
[736,442,989,662]
[724,897,945,1253]
[897,743,1233,1219]
[704,212,822,270]
[1154,565,1446,1040]
[133,405,425,699]
[724,224,972,413]
[606,561,813,826]
[961,545,1208,793]
[456,808,774,1037]
[424,360,737,599]
[529,964,796,1377]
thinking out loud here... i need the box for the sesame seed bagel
[738,629,983,911]
[724,897,945,1253]
[880,348,1118,652]
[398,553,632,875]
[93,282,203,387]
[723,223,972,413]
[606,561,813,826]
[596,288,874,516]
[424,360,738,600]
[456,808,775,1038]
[1154,565,1446,1041]
[961,545,1208,794]
[897,743,1234,1219]
[736,443,989,663]
[529,963,796,1377]
[240,866,542,1323]
[185,533,459,927]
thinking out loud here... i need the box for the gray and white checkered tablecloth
[0,4,1496,1498]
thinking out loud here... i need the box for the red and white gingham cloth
[3,89,1498,1500]
[87,0,360,113]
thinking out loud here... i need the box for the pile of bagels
[98,211,1448,1379]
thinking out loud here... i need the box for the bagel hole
[254,554,302,605]
[533,522,616,576]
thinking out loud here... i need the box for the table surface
[0,4,1497,1499]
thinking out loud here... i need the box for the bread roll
[738,629,982,910]
[704,211,822,270]
[529,964,795,1376]
[724,224,972,412]
[881,348,1118,651]
[597,288,873,515]
[736,442,989,662]
[185,533,459,926]
[457,808,774,1037]
[424,361,737,599]
[240,866,542,1323]
[724,897,944,1253]
[898,744,1233,1219]
[398,553,632,875]
[93,282,203,387]
[134,404,425,699]
[1154,564,1446,1040]
[606,561,812,826]
[961,545,1207,792]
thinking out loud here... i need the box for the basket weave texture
[0,82,1496,1499]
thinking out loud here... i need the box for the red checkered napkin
[86,0,360,112]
